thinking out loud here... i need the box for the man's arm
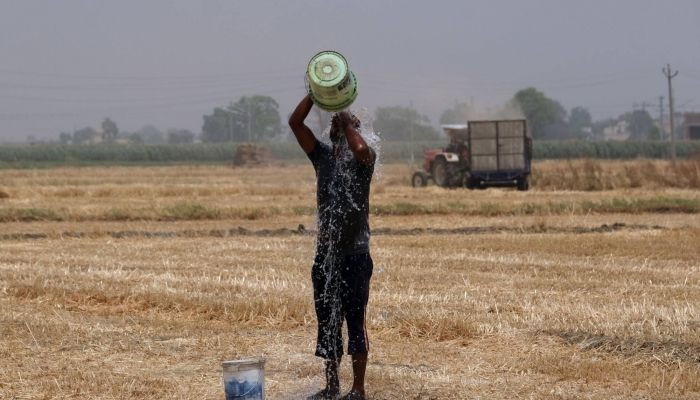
[288,95,318,154]
[338,112,374,165]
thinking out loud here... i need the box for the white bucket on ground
[306,50,358,112]
[222,359,265,400]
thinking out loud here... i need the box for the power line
[0,67,300,82]
[0,74,300,91]
[0,81,305,104]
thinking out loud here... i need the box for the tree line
[54,88,686,145]
[59,119,196,145]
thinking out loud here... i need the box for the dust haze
[0,0,698,142]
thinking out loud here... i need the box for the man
[288,95,376,400]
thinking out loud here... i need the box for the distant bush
[1,140,699,167]
[0,143,237,164]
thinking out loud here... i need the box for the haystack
[233,144,278,167]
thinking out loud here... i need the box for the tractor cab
[441,124,470,167]
[411,124,470,188]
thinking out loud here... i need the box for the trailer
[411,119,532,190]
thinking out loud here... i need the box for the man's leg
[311,252,345,399]
[325,358,341,398]
[350,352,367,396]
[342,253,373,398]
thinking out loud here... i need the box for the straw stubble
[1,164,699,399]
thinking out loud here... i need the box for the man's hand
[336,111,355,131]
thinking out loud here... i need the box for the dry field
[1,160,700,399]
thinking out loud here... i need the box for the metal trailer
[466,119,532,190]
[411,119,532,190]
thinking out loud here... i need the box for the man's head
[330,111,360,145]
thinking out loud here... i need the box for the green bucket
[306,51,358,112]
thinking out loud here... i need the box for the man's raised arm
[288,95,318,155]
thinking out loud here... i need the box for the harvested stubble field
[1,160,700,399]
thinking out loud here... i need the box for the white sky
[1,0,699,142]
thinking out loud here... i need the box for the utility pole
[663,64,678,166]
[410,100,415,166]
[225,104,234,142]
[247,102,252,143]
[231,103,236,143]
[658,96,664,140]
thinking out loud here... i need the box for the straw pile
[233,144,278,167]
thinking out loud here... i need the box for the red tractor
[412,124,471,188]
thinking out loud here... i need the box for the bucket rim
[222,358,266,369]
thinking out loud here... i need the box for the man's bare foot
[306,388,340,400]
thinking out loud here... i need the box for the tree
[202,95,282,143]
[568,106,593,139]
[129,133,144,144]
[569,107,592,129]
[373,106,439,141]
[73,127,96,144]
[201,107,231,143]
[167,129,195,144]
[101,118,118,143]
[510,88,566,139]
[439,102,471,125]
[58,132,72,145]
[648,125,661,140]
[137,125,165,144]
[541,100,569,139]
[232,95,282,142]
[623,110,653,139]
[591,117,618,140]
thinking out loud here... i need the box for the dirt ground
[1,163,699,399]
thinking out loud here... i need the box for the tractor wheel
[432,158,448,187]
[465,177,476,190]
[517,176,530,191]
[411,171,428,188]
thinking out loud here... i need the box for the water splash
[319,107,383,180]
[300,106,382,391]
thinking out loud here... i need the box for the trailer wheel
[517,176,530,191]
[432,158,448,187]
[411,171,428,188]
[465,177,476,190]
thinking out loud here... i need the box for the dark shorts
[312,252,373,360]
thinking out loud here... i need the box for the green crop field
[1,140,699,168]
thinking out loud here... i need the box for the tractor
[412,120,532,190]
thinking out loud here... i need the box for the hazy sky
[1,0,699,142]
